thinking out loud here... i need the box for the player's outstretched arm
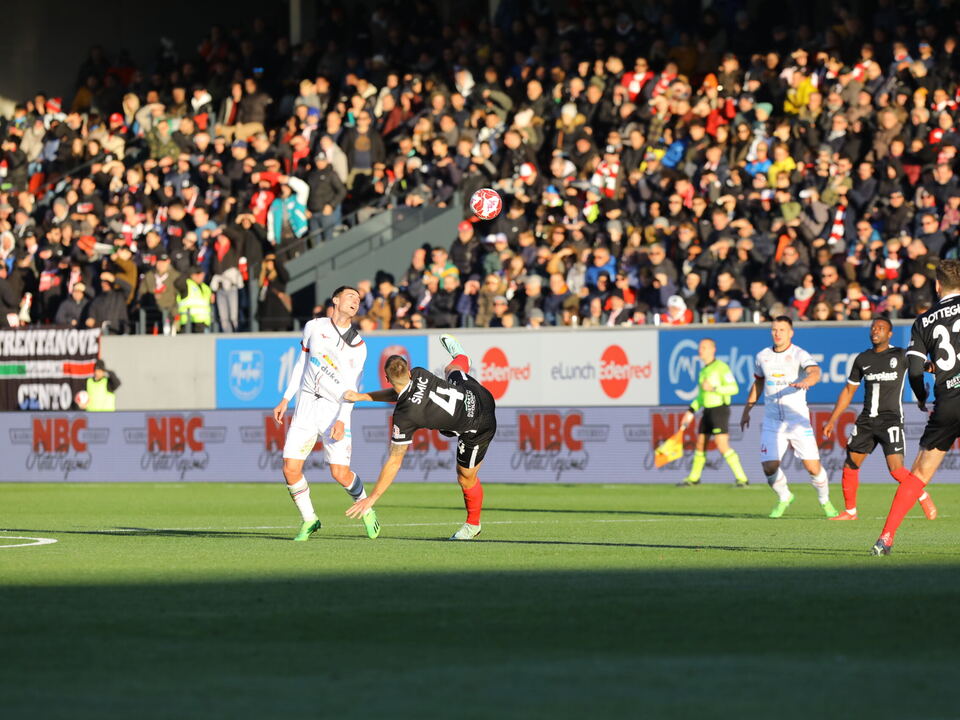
[740,377,763,430]
[345,443,408,518]
[342,388,399,403]
[823,383,857,439]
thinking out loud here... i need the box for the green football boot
[361,508,381,539]
[821,500,840,518]
[293,517,321,541]
[768,492,795,519]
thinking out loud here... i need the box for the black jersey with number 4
[908,293,960,402]
[391,367,485,444]
[847,346,907,420]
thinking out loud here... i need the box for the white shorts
[759,421,820,463]
[283,394,352,465]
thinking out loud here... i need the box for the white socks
[766,468,791,501]
[809,468,831,505]
[344,472,367,501]
[287,477,317,522]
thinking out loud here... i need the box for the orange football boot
[829,510,858,521]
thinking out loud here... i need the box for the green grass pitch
[2,481,959,719]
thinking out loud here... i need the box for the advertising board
[658,325,917,406]
[215,334,429,409]
[426,330,659,406]
[3,404,954,484]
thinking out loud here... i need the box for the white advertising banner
[425,329,659,407]
[1,405,956,484]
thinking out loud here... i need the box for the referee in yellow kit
[677,338,749,487]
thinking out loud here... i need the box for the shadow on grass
[0,526,291,541]
[375,535,858,556]
[2,566,960,719]
[397,505,762,519]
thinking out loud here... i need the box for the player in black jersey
[872,259,960,555]
[344,335,497,540]
[822,318,937,521]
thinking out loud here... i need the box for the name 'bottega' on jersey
[847,346,907,420]
[391,367,480,444]
[753,344,817,426]
[908,293,960,402]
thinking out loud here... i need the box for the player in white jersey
[271,286,380,541]
[740,316,839,518]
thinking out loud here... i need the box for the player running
[740,316,839,518]
[677,338,749,487]
[344,334,496,540]
[822,317,937,522]
[872,260,960,555]
[272,285,380,541]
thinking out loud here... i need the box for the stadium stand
[0,2,959,332]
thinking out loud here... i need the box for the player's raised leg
[440,333,471,378]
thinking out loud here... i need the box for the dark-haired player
[873,260,960,555]
[344,335,497,540]
[741,316,839,518]
[272,285,380,541]
[822,317,937,521]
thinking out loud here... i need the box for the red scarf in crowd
[650,73,676,99]
[828,203,847,246]
[621,70,654,102]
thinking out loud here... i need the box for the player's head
[771,315,793,350]
[331,285,360,318]
[935,259,960,296]
[698,338,716,364]
[870,316,893,347]
[384,354,411,387]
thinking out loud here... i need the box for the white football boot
[449,522,482,540]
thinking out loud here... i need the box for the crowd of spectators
[1,1,960,333]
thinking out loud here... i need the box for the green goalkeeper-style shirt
[689,360,740,412]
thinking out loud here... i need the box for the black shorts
[919,402,960,452]
[699,406,730,436]
[448,372,497,468]
[847,416,905,456]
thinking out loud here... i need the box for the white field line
[0,536,58,549]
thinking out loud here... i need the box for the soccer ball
[75,390,89,409]
[470,188,503,221]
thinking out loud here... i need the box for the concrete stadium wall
[101,334,216,410]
